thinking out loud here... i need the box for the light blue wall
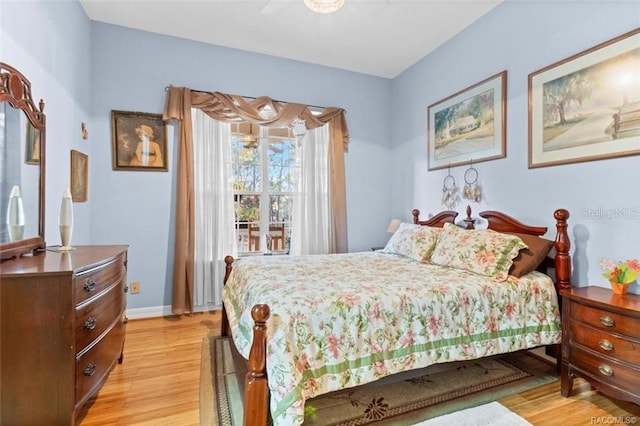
[3,0,638,312]
[391,0,640,293]
[2,1,392,311]
[88,23,392,309]
[2,0,93,246]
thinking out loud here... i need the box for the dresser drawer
[570,321,640,364]
[572,302,640,339]
[570,344,640,392]
[74,254,126,305]
[76,280,126,354]
[75,318,126,404]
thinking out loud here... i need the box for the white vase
[59,188,74,250]
[6,185,25,242]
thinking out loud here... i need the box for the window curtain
[163,87,349,314]
[290,125,329,255]
[192,109,235,307]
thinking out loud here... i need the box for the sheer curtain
[191,109,236,307]
[290,124,330,255]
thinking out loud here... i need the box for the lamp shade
[387,219,401,233]
[6,185,25,242]
[59,188,74,249]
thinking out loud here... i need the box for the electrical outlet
[130,281,140,294]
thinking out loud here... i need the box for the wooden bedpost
[221,255,234,337]
[553,209,571,291]
[412,209,420,224]
[245,304,270,426]
[463,205,475,229]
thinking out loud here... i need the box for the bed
[221,207,571,426]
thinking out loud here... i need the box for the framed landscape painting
[528,28,640,168]
[427,71,507,171]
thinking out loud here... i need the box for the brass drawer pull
[598,339,614,351]
[84,362,97,376]
[598,364,614,377]
[599,315,615,327]
[84,316,97,330]
[84,278,97,292]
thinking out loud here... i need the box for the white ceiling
[79,0,504,79]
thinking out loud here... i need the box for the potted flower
[598,258,640,294]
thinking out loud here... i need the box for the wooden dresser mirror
[0,62,46,260]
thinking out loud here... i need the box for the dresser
[1,245,128,425]
[560,286,640,405]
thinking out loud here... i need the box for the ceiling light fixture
[304,0,345,14]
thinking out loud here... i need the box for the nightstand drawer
[571,344,640,392]
[561,287,640,405]
[570,321,640,364]
[572,302,640,339]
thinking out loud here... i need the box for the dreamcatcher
[441,166,460,209]
[462,160,482,203]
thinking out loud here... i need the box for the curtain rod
[165,85,338,112]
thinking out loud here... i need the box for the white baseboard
[125,303,222,320]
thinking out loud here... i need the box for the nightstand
[560,286,640,405]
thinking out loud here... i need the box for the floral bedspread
[222,252,561,425]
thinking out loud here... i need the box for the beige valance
[163,87,349,150]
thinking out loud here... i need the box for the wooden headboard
[411,209,458,227]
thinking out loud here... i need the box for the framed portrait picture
[24,121,41,165]
[70,150,88,202]
[528,28,640,168]
[427,71,507,171]
[111,110,168,171]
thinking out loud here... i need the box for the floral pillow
[430,223,528,281]
[383,222,442,263]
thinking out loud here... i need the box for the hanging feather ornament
[441,166,460,209]
[462,161,482,203]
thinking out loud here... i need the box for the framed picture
[70,150,88,202]
[528,28,640,168]
[111,110,168,171]
[24,121,41,165]
[427,71,507,171]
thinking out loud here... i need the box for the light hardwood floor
[78,311,640,425]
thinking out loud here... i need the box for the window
[230,122,298,254]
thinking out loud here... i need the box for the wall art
[111,110,168,171]
[528,28,640,168]
[427,71,507,171]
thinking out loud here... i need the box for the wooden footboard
[222,256,271,425]
[221,207,571,426]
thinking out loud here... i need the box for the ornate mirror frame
[0,62,46,259]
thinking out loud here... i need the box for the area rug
[200,336,557,426]
[414,401,531,425]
